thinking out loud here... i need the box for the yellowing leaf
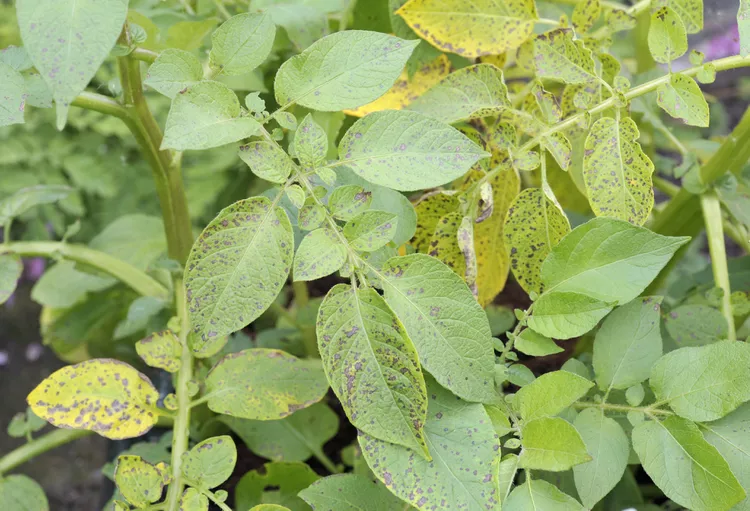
[572,0,601,33]
[397,0,538,57]
[343,55,451,117]
[532,29,598,84]
[114,455,168,508]
[135,330,182,373]
[412,191,460,252]
[654,0,703,33]
[27,359,160,439]
[428,211,466,273]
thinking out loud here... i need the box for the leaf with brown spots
[411,192,460,253]
[293,114,328,169]
[503,188,570,295]
[27,359,161,440]
[583,117,655,225]
[327,185,372,221]
[182,435,237,489]
[396,0,538,57]
[656,73,709,127]
[532,29,598,85]
[293,227,348,280]
[343,210,399,252]
[664,303,728,346]
[184,197,293,352]
[180,488,209,511]
[114,455,168,508]
[359,374,500,510]
[648,7,687,63]
[136,330,182,373]
[239,141,296,184]
[144,49,203,99]
[317,284,429,456]
[204,348,328,420]
[427,211,466,274]
[653,0,703,33]
[572,0,601,33]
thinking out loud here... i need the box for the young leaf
[359,375,499,510]
[503,479,584,510]
[344,211,399,252]
[0,255,22,305]
[114,455,167,508]
[632,416,745,511]
[182,435,237,489]
[293,228,348,281]
[656,73,710,127]
[161,81,261,151]
[665,304,729,346]
[654,0,703,33]
[412,192,460,253]
[0,475,49,511]
[572,408,629,508]
[519,417,592,471]
[503,188,570,294]
[381,254,496,402]
[515,329,564,356]
[209,13,275,76]
[135,330,182,373]
[299,205,327,231]
[294,114,328,168]
[0,62,25,127]
[572,0,601,32]
[184,197,293,351]
[592,297,663,391]
[338,110,489,191]
[650,342,750,421]
[648,7,688,63]
[300,474,407,510]
[515,370,593,420]
[396,0,538,57]
[527,291,614,339]
[16,0,128,128]
[204,348,328,420]
[27,359,160,439]
[328,185,372,221]
[274,31,418,111]
[239,141,296,184]
[407,64,510,124]
[583,117,655,225]
[702,403,750,510]
[532,29,598,84]
[180,488,209,511]
[0,185,73,226]
[317,284,429,456]
[144,49,203,99]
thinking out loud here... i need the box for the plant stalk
[573,401,673,416]
[0,429,92,475]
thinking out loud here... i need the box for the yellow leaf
[427,211,466,273]
[343,55,451,117]
[411,191,460,252]
[27,359,160,439]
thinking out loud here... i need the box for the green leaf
[527,291,614,340]
[0,185,73,226]
[0,255,22,305]
[532,29,598,84]
[221,402,338,462]
[664,303,728,346]
[274,30,418,111]
[90,214,166,271]
[338,110,488,191]
[327,185,372,221]
[166,18,219,51]
[184,197,293,351]
[519,416,592,471]
[0,475,49,511]
[583,117,655,225]
[592,297,663,391]
[294,114,328,168]
[204,348,328,420]
[359,375,499,510]
[180,488,209,511]
[0,46,32,71]
[0,62,25,127]
[27,359,160,439]
[648,7,688,63]
[515,329,563,357]
[572,408,629,508]
[293,228,348,281]
[503,479,584,511]
[516,370,593,420]
[504,188,570,294]
[114,455,167,508]
[16,0,128,129]
[239,141,296,184]
[396,0,538,57]
[254,1,329,51]
[572,0,601,32]
[114,296,167,340]
[407,64,510,124]
[497,454,519,503]
[136,330,182,373]
[236,461,318,511]
[381,254,495,402]
[343,211,398,252]
[633,416,745,511]
[299,474,407,510]
[317,284,428,455]
[161,81,261,151]
[298,205,327,231]
[250,505,292,511]
[209,13,275,76]
[656,73,710,127]
[739,0,750,57]
[144,49,203,99]
[650,342,750,421]
[182,435,236,489]
[654,0,703,33]
[702,403,750,511]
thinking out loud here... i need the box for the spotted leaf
[656,73,709,127]
[532,29,598,84]
[293,228,348,281]
[114,455,167,508]
[648,7,688,63]
[293,114,328,168]
[135,330,182,373]
[182,435,237,489]
[0,62,25,127]
[412,192,460,253]
[239,141,296,184]
[180,488,209,511]
[427,211,466,273]
[572,0,601,32]
[328,185,372,221]
[653,0,703,33]
[209,13,275,76]
[300,474,407,510]
[144,49,203,99]
[343,211,399,252]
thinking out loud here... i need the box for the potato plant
[1,0,750,509]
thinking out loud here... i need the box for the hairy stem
[0,429,92,475]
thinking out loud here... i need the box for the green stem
[293,281,310,308]
[131,47,158,64]
[0,241,169,299]
[573,401,673,416]
[312,448,341,474]
[700,193,737,340]
[71,91,131,120]
[203,489,232,511]
[0,429,92,475]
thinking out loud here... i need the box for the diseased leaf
[114,455,166,508]
[299,205,326,231]
[583,117,655,225]
[664,303,728,346]
[343,211,398,252]
[606,8,636,31]
[593,297,663,391]
[572,0,601,32]
[294,228,348,281]
[182,435,237,489]
[239,141,296,184]
[527,291,613,340]
[532,29,597,84]
[144,49,203,99]
[515,329,563,356]
[648,7,688,63]
[317,284,428,455]
[396,0,538,57]
[185,197,293,351]
[235,461,318,511]
[136,330,182,373]
[162,81,261,151]
[654,0,703,33]
[27,359,160,439]
[650,342,750,421]
[426,212,465,273]
[633,416,745,511]
[180,488,209,511]
[338,110,489,191]
[412,192,460,253]
[519,417,592,471]
[656,73,710,127]
[516,370,593,420]
[209,13,275,76]
[360,375,499,510]
[328,185,372,221]
[0,62,25,127]
[204,348,328,420]
[504,479,584,510]
[294,114,328,168]
[299,473,408,510]
[16,0,128,128]
[0,475,49,511]
[407,64,510,124]
[381,254,496,402]
[274,31,418,111]
[0,255,22,305]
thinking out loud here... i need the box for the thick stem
[573,401,673,416]
[701,193,737,340]
[0,429,92,475]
